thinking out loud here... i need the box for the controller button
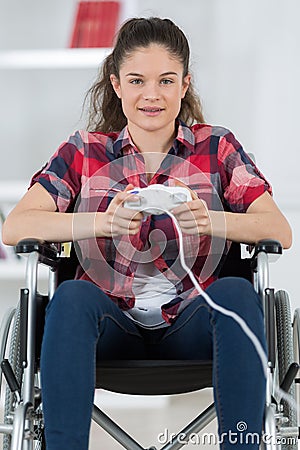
[172,193,188,204]
[125,198,142,207]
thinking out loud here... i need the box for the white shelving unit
[0,48,111,69]
[0,47,111,281]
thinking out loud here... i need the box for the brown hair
[85,17,205,132]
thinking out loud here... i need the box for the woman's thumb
[124,183,135,192]
[113,183,137,206]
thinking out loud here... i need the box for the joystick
[123,185,192,215]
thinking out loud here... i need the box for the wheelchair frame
[0,238,299,450]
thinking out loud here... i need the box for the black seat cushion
[96,360,213,395]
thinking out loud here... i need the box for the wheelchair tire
[2,303,46,450]
[3,304,23,450]
[292,308,300,439]
[275,290,297,450]
[0,307,16,399]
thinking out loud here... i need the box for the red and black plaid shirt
[32,120,272,324]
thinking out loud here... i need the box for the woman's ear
[181,74,191,99]
[110,74,121,99]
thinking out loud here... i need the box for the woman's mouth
[138,107,164,116]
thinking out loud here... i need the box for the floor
[89,388,218,450]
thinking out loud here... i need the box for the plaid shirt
[32,120,272,324]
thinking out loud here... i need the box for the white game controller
[123,185,192,215]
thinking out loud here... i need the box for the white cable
[166,211,300,416]
[166,211,269,378]
[162,210,299,420]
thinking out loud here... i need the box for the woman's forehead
[119,44,183,74]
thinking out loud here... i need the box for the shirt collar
[113,119,195,157]
[112,126,134,157]
[175,119,195,154]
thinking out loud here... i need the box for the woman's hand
[96,184,144,237]
[171,181,212,236]
[171,198,212,236]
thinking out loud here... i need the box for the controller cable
[166,210,298,413]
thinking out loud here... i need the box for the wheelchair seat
[96,359,212,395]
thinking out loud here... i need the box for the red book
[69,2,88,48]
[69,1,120,48]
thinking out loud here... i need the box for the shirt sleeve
[217,129,272,213]
[30,131,84,212]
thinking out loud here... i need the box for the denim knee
[206,277,263,316]
[47,279,106,316]
[45,280,112,338]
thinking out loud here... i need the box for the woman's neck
[128,122,176,154]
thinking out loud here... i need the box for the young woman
[2,17,292,450]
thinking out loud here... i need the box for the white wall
[0,0,299,311]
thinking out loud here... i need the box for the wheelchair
[0,237,299,450]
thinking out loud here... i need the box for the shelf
[0,48,111,69]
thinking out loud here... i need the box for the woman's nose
[142,82,160,100]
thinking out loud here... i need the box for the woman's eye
[130,79,143,85]
[161,79,173,85]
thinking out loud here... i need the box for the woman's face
[110,44,190,136]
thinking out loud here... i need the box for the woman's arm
[2,183,143,246]
[216,192,292,248]
[219,192,292,248]
[171,191,292,249]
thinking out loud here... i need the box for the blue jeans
[40,277,266,450]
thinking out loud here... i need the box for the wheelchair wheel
[275,290,297,450]
[2,303,46,450]
[2,304,23,450]
[292,308,300,439]
[0,308,16,398]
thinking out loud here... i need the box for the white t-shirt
[123,260,176,329]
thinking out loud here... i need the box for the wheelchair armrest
[15,238,59,267]
[253,239,283,256]
[250,239,282,274]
